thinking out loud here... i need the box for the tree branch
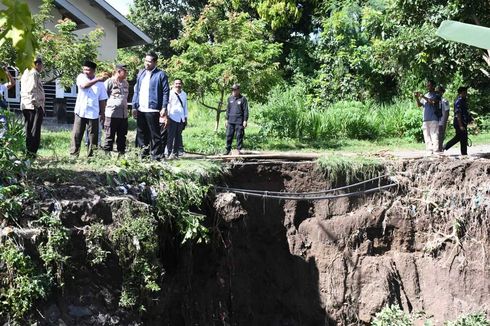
[199,99,218,111]
[44,73,62,84]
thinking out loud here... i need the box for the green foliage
[252,0,302,29]
[257,83,424,142]
[127,0,206,59]
[0,110,27,177]
[371,305,412,326]
[0,238,50,321]
[0,0,37,71]
[85,223,110,266]
[0,110,31,223]
[37,17,104,87]
[109,203,161,309]
[79,160,223,310]
[116,160,217,244]
[167,0,282,129]
[313,0,490,106]
[35,213,70,283]
[446,313,490,326]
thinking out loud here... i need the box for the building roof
[54,0,152,48]
[54,0,96,29]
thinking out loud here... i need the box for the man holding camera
[414,80,441,154]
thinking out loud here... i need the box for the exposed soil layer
[5,158,490,325]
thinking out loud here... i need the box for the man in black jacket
[444,86,471,155]
[225,84,248,155]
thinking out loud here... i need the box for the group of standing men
[17,52,249,159]
[414,80,472,155]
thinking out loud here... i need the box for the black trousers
[226,123,244,151]
[166,118,184,156]
[444,125,468,155]
[438,124,447,152]
[23,107,44,155]
[70,114,99,157]
[136,111,164,160]
[103,117,128,154]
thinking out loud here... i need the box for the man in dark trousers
[132,52,169,160]
[70,60,108,157]
[225,84,248,155]
[444,86,471,155]
[20,57,44,157]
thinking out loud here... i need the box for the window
[6,67,19,103]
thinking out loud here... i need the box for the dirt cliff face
[6,158,489,325]
[208,159,490,325]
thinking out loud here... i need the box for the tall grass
[257,84,425,142]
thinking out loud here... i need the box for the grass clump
[315,155,383,183]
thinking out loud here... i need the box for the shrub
[446,312,490,326]
[371,305,412,326]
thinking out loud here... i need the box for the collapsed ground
[0,155,489,325]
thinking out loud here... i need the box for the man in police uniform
[444,86,471,155]
[225,84,248,155]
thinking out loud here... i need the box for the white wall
[20,0,118,62]
[69,0,118,61]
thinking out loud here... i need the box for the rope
[214,174,393,196]
[216,183,398,201]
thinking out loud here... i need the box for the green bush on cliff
[446,313,490,326]
[371,305,412,326]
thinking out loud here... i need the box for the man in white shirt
[70,61,108,157]
[165,79,188,158]
[20,57,44,157]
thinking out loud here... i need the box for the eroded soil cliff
[3,157,489,325]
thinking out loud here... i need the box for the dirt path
[200,143,490,162]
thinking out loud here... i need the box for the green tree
[0,0,38,72]
[127,0,208,60]
[167,0,282,131]
[313,0,490,107]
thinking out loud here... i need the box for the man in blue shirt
[414,80,441,154]
[444,87,470,155]
[132,52,169,160]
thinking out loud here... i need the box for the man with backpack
[414,80,441,154]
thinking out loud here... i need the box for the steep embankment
[211,158,490,325]
[1,157,489,325]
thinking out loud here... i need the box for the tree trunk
[214,87,226,132]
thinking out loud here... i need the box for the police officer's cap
[231,83,240,90]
